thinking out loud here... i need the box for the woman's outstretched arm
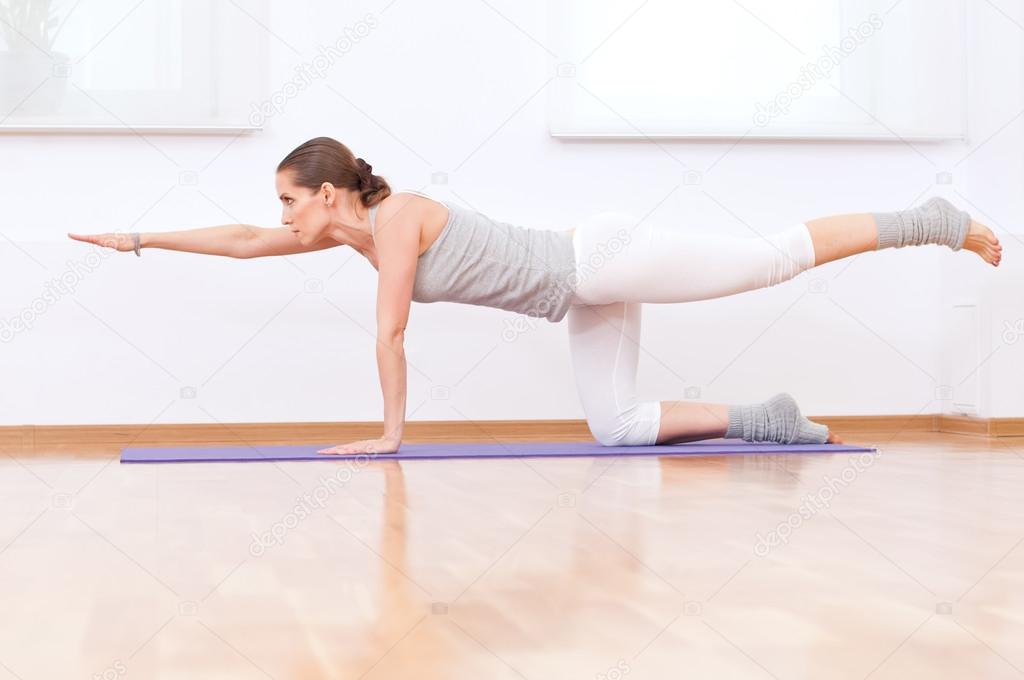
[68,224,342,258]
[69,224,250,257]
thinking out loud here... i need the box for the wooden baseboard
[936,414,1024,437]
[1,414,1021,454]
[815,414,1024,437]
[0,419,596,451]
[812,414,941,434]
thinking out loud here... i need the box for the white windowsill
[0,124,264,135]
[549,131,967,142]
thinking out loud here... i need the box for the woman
[68,137,1002,455]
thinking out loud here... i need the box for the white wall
[0,0,1019,427]
[946,0,1024,418]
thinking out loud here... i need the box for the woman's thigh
[566,300,661,447]
[569,211,816,306]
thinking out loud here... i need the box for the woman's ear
[320,182,335,207]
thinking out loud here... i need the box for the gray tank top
[368,191,578,323]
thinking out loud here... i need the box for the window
[547,0,966,139]
[0,0,268,132]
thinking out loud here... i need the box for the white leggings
[566,211,818,446]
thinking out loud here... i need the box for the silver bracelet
[132,232,141,257]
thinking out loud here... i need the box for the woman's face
[276,169,330,245]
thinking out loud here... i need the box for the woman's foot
[826,428,844,444]
[962,218,1002,266]
[726,392,832,445]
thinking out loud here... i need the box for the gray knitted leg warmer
[724,392,829,445]
[873,197,971,251]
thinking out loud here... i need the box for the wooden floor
[0,432,1022,679]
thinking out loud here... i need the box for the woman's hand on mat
[67,231,136,252]
[317,437,401,455]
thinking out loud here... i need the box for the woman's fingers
[67,232,134,251]
[68,232,104,246]
[73,233,105,247]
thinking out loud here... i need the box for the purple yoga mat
[121,439,875,464]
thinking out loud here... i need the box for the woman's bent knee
[587,402,661,447]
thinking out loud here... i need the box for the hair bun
[356,157,372,175]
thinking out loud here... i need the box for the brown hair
[276,137,391,208]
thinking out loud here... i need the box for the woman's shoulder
[374,190,443,221]
[372,190,451,254]
[371,191,425,234]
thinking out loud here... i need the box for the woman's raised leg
[804,212,878,266]
[807,196,1002,266]
[569,210,821,307]
[569,198,1000,308]
[806,208,1000,266]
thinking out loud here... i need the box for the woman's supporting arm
[376,330,408,442]
[372,208,421,444]
[314,203,422,456]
